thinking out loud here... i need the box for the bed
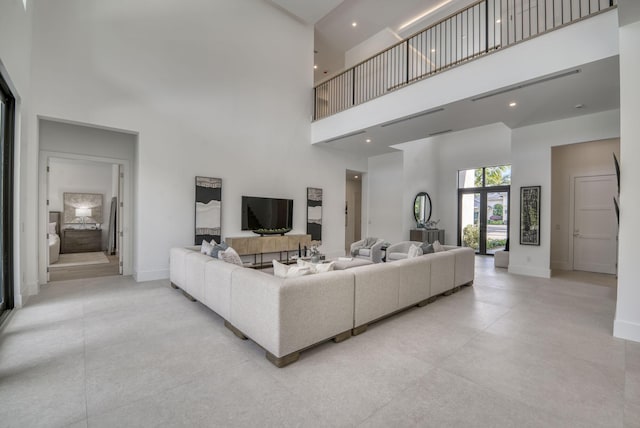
[49,211,61,264]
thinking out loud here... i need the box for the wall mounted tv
[241,196,293,232]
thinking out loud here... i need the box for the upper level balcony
[312,0,619,152]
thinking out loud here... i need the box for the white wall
[615,13,640,342]
[26,0,366,283]
[48,158,116,250]
[510,110,620,278]
[366,152,404,243]
[550,139,620,270]
[345,28,401,69]
[0,0,33,307]
[392,123,511,244]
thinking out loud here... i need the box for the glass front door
[458,166,511,256]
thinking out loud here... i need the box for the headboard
[49,211,61,235]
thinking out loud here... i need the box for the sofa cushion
[273,260,311,278]
[358,248,371,257]
[387,252,408,261]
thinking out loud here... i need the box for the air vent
[428,129,453,137]
[471,69,581,102]
[380,108,445,128]
[323,130,366,143]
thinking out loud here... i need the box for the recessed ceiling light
[575,103,584,109]
[354,175,359,179]
[352,22,357,27]
[398,0,453,31]
[496,19,501,23]
[509,102,517,107]
[431,48,436,53]
[365,138,371,143]
[314,65,318,69]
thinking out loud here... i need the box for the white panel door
[573,175,617,274]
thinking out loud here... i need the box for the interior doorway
[45,157,123,282]
[0,70,15,319]
[345,170,363,254]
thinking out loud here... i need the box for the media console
[225,234,312,268]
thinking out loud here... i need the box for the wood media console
[226,234,312,268]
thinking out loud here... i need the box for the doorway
[458,165,511,255]
[45,157,123,282]
[345,170,362,254]
[572,175,617,274]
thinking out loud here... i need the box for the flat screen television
[241,196,293,231]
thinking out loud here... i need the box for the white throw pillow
[315,261,335,273]
[273,260,290,278]
[286,266,311,278]
[407,244,423,258]
[432,240,445,253]
[220,247,243,266]
[48,222,57,235]
[200,240,214,255]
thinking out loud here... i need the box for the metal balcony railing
[313,0,617,120]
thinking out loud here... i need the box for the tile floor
[0,257,638,427]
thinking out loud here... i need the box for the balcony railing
[313,0,616,120]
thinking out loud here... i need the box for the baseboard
[614,319,640,343]
[508,264,551,278]
[134,268,169,282]
[550,260,572,271]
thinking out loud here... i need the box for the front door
[573,175,617,274]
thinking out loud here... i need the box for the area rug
[50,252,110,268]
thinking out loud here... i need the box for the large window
[1,73,15,319]
[458,165,511,255]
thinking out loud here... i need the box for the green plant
[487,238,507,249]
[493,203,503,217]
[462,224,479,250]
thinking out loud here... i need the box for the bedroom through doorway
[46,157,123,282]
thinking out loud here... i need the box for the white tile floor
[1,257,639,427]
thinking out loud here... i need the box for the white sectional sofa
[169,245,474,367]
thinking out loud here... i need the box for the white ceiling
[318,56,620,157]
[267,0,345,24]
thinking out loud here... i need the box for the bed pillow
[220,247,243,266]
[48,222,57,235]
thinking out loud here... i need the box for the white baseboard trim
[508,264,551,278]
[134,269,169,282]
[550,261,572,271]
[614,319,640,343]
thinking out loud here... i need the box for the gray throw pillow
[420,242,434,254]
[211,241,229,258]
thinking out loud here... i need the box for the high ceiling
[318,57,620,158]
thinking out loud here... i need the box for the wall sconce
[75,207,92,228]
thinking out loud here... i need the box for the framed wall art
[63,192,103,225]
[195,177,222,245]
[520,185,540,246]
[306,187,322,243]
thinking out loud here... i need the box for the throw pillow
[200,240,214,255]
[220,247,243,266]
[286,266,311,278]
[420,242,434,254]
[273,259,290,278]
[211,241,229,258]
[407,244,423,258]
[315,261,335,273]
[432,240,445,253]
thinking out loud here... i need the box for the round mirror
[413,192,432,226]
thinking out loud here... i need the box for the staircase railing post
[351,68,356,106]
[485,0,489,53]
[405,40,410,85]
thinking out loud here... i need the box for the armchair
[350,238,385,264]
